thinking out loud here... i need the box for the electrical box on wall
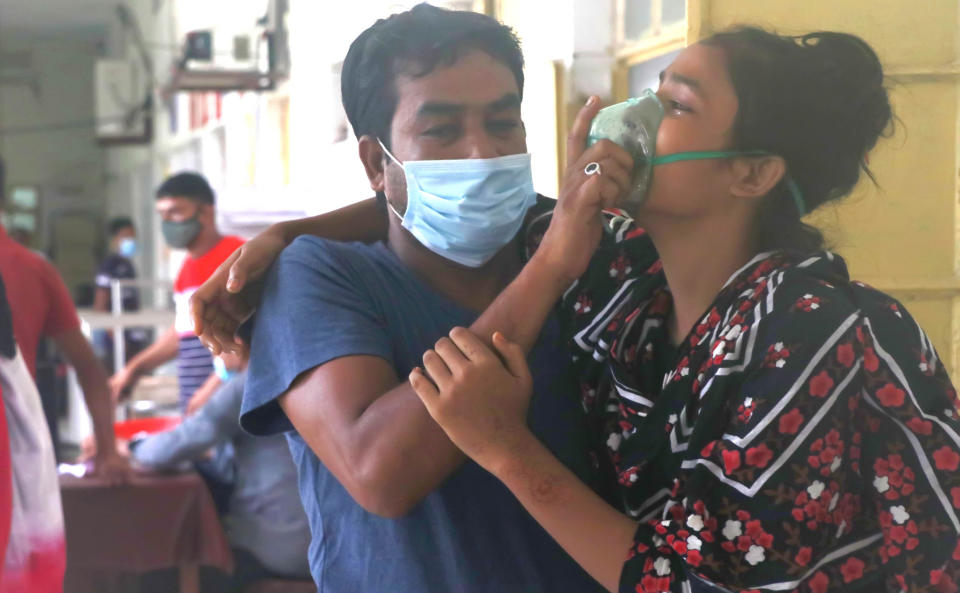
[94,59,152,145]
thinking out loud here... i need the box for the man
[0,272,65,593]
[241,5,604,592]
[0,159,127,481]
[109,173,244,415]
[93,216,139,314]
[127,353,311,588]
[92,217,149,372]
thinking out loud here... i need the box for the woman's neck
[644,210,757,347]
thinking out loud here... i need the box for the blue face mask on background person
[587,89,806,215]
[379,140,538,268]
[118,237,137,258]
[213,356,237,383]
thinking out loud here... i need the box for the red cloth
[0,384,8,585]
[172,236,244,337]
[0,226,80,378]
[60,472,232,572]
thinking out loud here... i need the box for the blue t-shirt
[242,237,603,593]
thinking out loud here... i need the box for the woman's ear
[358,135,386,193]
[729,155,786,201]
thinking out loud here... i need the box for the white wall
[0,33,108,292]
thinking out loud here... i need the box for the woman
[408,28,960,593]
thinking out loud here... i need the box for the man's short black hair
[108,216,135,237]
[341,3,524,149]
[155,171,215,204]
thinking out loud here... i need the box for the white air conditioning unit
[94,58,151,144]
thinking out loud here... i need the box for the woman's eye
[667,100,690,113]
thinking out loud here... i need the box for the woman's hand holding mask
[535,96,635,286]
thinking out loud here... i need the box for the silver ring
[584,162,602,176]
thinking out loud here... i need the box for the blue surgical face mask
[213,356,237,383]
[587,89,806,215]
[379,140,538,268]
[118,237,137,258]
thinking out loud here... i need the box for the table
[60,471,233,593]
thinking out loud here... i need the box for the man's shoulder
[281,236,391,273]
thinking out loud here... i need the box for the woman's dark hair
[702,27,893,253]
[155,171,215,205]
[341,2,524,149]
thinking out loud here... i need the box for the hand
[108,367,137,402]
[409,328,534,471]
[190,228,288,355]
[536,96,635,285]
[90,449,131,485]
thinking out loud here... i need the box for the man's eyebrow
[486,93,521,112]
[417,102,465,117]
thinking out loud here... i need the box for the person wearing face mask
[237,5,618,592]
[109,173,244,416]
[92,217,150,372]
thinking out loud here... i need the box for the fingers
[226,250,247,293]
[447,327,495,363]
[566,96,601,169]
[408,367,439,401]
[491,332,531,381]
[422,349,452,389]
[434,336,469,373]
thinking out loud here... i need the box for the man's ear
[729,155,786,201]
[358,135,386,193]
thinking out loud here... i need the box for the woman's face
[637,43,741,219]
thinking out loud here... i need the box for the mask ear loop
[377,139,407,221]
[651,150,807,217]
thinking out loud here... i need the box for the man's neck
[386,222,522,313]
[187,229,224,259]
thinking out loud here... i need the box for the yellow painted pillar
[698,0,960,378]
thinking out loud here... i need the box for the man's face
[381,50,526,214]
[112,226,136,249]
[155,196,210,225]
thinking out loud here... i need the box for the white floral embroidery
[920,362,929,372]
[712,341,726,357]
[686,515,704,532]
[722,520,742,540]
[687,535,703,551]
[654,557,672,576]
[803,294,814,299]
[807,481,826,500]
[774,342,784,352]
[743,397,753,407]
[810,302,820,310]
[830,455,842,473]
[668,414,678,424]
[745,545,766,566]
[607,433,622,451]
[775,359,786,368]
[891,505,910,525]
[828,492,840,512]
[873,475,890,493]
[680,367,690,377]
[652,535,666,547]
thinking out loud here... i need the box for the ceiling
[0,0,119,38]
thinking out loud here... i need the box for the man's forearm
[273,197,387,245]
[77,363,117,451]
[126,326,179,375]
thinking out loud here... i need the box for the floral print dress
[556,215,960,593]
